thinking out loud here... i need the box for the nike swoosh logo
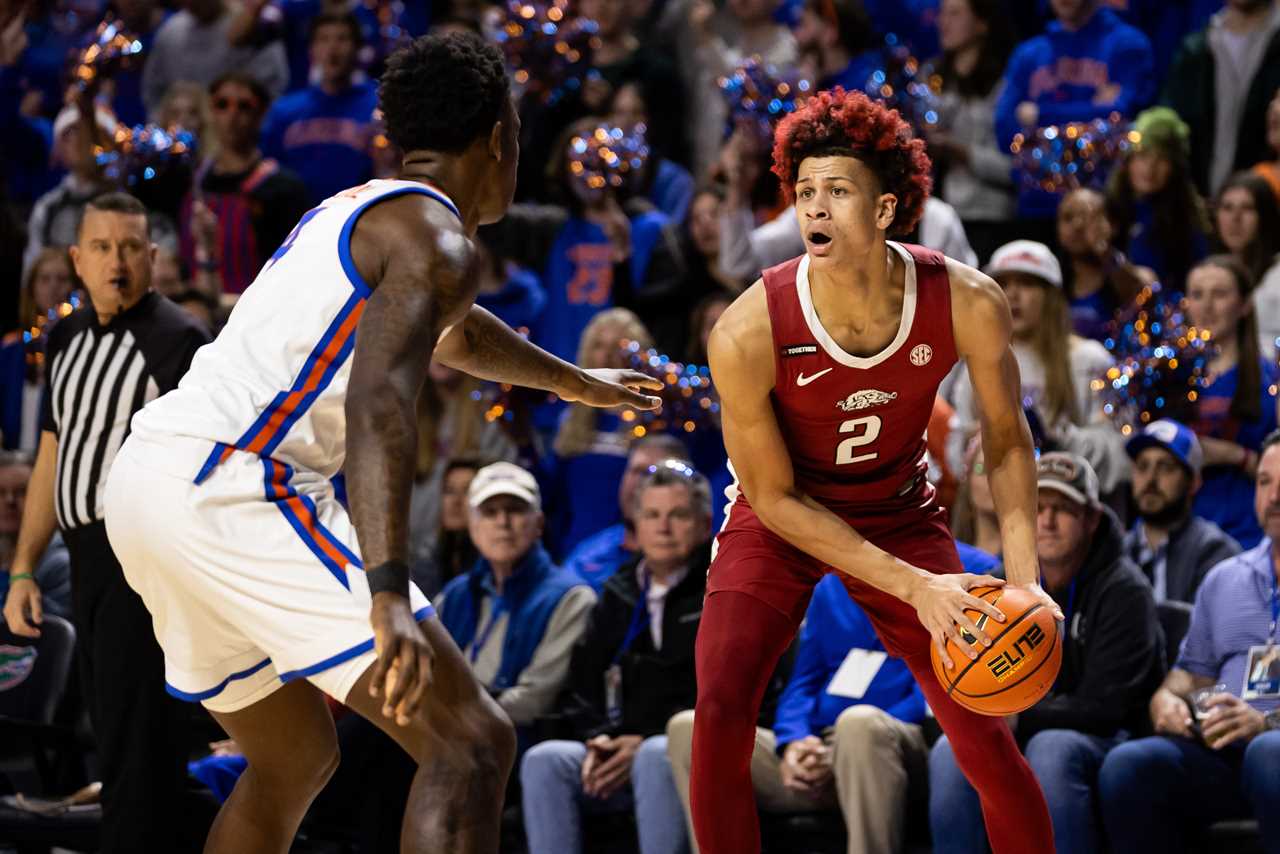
[796,368,833,387]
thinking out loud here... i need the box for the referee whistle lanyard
[612,576,652,667]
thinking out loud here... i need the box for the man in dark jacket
[929,453,1164,854]
[1161,0,1280,195]
[520,459,716,854]
[1124,419,1241,604]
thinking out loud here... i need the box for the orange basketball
[929,586,1062,716]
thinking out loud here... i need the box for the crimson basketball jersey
[724,241,958,528]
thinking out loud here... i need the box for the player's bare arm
[949,259,1064,620]
[709,282,1006,667]
[433,305,663,408]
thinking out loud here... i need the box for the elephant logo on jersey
[910,344,933,366]
[836,389,898,412]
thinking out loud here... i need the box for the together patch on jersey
[781,344,818,357]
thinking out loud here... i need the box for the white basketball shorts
[103,432,432,713]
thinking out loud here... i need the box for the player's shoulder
[709,280,771,358]
[944,256,1004,318]
[354,190,478,286]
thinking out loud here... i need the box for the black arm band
[367,559,410,599]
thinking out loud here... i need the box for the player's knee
[693,690,751,734]
[451,693,516,782]
[258,737,340,800]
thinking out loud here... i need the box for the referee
[3,193,211,852]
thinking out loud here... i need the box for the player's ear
[488,120,504,161]
[876,194,897,232]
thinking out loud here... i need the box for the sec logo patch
[910,344,933,366]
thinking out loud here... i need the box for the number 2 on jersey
[836,416,881,465]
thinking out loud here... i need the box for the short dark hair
[633,459,712,518]
[209,71,271,111]
[76,192,149,239]
[378,32,509,154]
[308,11,363,47]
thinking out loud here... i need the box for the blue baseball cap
[1125,419,1203,477]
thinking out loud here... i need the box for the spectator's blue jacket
[772,575,925,751]
[562,522,630,592]
[996,8,1154,217]
[437,543,580,692]
[476,264,547,334]
[649,158,695,226]
[261,80,378,205]
[956,540,999,575]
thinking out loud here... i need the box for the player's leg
[204,679,341,854]
[690,590,803,854]
[340,616,516,854]
[904,651,1053,854]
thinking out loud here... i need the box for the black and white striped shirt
[41,292,209,530]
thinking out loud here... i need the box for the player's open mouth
[807,230,833,255]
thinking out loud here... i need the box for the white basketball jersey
[132,179,459,481]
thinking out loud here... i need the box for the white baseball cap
[468,461,541,509]
[986,240,1063,289]
[53,105,118,140]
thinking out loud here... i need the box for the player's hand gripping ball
[930,586,1062,716]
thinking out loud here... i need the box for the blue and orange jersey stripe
[262,458,362,588]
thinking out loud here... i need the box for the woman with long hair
[544,307,654,557]
[1105,107,1210,291]
[2,247,80,451]
[1213,172,1280,355]
[1056,187,1150,341]
[949,240,1127,496]
[949,436,1003,559]
[1185,255,1279,549]
[928,0,1017,263]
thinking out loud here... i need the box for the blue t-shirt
[862,0,940,59]
[1070,289,1116,342]
[476,265,546,334]
[820,50,884,95]
[649,159,695,226]
[772,574,925,749]
[1122,199,1207,290]
[561,522,630,592]
[261,81,378,205]
[955,540,1000,575]
[539,411,630,559]
[1191,358,1280,549]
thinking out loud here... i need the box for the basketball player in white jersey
[102,33,662,853]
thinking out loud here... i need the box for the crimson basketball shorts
[707,502,964,658]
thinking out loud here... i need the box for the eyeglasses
[213,96,259,114]
[647,459,697,478]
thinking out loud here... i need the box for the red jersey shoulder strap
[761,254,808,389]
[896,242,959,368]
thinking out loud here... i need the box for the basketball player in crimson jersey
[691,89,1066,853]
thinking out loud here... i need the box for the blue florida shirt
[773,575,925,750]
[261,80,379,205]
[995,7,1155,218]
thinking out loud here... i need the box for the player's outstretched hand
[562,368,664,411]
[369,592,435,726]
[911,572,1007,671]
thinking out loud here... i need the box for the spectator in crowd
[995,0,1155,224]
[1253,89,1280,202]
[1105,107,1210,291]
[521,460,714,854]
[472,237,548,335]
[948,241,1126,501]
[0,450,69,620]
[142,0,288,118]
[436,462,597,740]
[684,289,735,366]
[411,457,482,599]
[155,80,213,150]
[1162,0,1280,197]
[2,247,79,451]
[793,0,881,95]
[683,0,798,175]
[930,453,1164,854]
[1185,255,1280,549]
[929,0,1017,264]
[1099,428,1280,851]
[407,360,517,568]
[3,193,211,852]
[561,431,693,591]
[948,436,1004,563]
[684,186,749,298]
[1212,172,1280,355]
[0,12,57,208]
[179,72,310,300]
[261,11,379,205]
[1124,419,1242,604]
[609,82,695,226]
[481,125,686,363]
[668,573,928,854]
[23,105,116,277]
[863,0,942,58]
[106,0,172,128]
[1055,187,1148,342]
[579,0,686,169]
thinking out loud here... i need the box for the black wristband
[367,559,410,599]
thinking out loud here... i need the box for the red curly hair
[771,88,932,236]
